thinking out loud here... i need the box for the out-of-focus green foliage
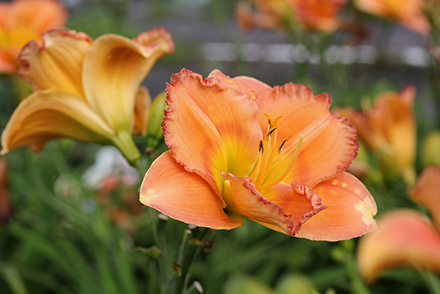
[1,0,440,293]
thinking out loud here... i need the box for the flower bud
[146,92,167,149]
[421,131,440,168]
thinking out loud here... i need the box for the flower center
[249,114,303,191]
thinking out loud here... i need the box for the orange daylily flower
[357,167,440,281]
[0,0,67,74]
[333,87,417,185]
[354,0,430,34]
[1,29,174,165]
[236,0,347,33]
[140,69,377,241]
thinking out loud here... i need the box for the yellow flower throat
[249,114,303,191]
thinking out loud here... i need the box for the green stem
[346,253,371,294]
[148,210,170,294]
[111,131,141,167]
[172,228,210,294]
[422,271,440,294]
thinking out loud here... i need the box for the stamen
[266,127,277,140]
[249,140,264,179]
[259,140,264,153]
[264,113,272,128]
[278,138,288,152]
[251,115,302,191]
[271,115,283,128]
[259,134,304,190]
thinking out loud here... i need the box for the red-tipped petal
[164,69,262,198]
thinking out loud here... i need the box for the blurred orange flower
[1,29,174,165]
[354,0,430,34]
[333,87,417,185]
[0,0,67,74]
[140,69,377,241]
[236,0,348,33]
[357,167,440,281]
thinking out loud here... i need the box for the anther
[259,140,264,153]
[278,138,288,152]
[266,127,277,140]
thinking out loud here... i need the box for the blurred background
[1,0,440,293]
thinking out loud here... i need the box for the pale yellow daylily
[1,29,174,165]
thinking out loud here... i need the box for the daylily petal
[357,210,440,281]
[263,181,327,236]
[140,151,244,230]
[208,69,271,101]
[372,87,416,173]
[1,90,114,154]
[0,0,67,74]
[294,0,347,33]
[409,166,440,227]
[131,86,151,136]
[83,28,174,134]
[256,83,358,186]
[333,87,417,185]
[296,172,377,241]
[164,69,262,196]
[18,30,92,97]
[332,107,384,152]
[222,171,295,236]
[354,0,430,34]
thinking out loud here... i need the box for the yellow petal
[131,86,151,136]
[82,28,174,134]
[1,90,114,154]
[140,151,244,229]
[18,30,92,97]
[357,210,440,281]
[164,69,261,198]
[409,166,440,228]
[296,172,377,241]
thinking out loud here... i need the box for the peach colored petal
[409,166,440,227]
[18,30,92,97]
[296,172,377,241]
[82,28,174,134]
[164,69,262,198]
[222,171,296,236]
[354,0,430,34]
[357,210,440,281]
[262,181,327,236]
[256,83,358,187]
[0,0,67,74]
[1,0,67,36]
[132,86,151,136]
[1,90,114,154]
[208,69,271,101]
[140,151,244,230]
[333,107,384,152]
[293,0,347,32]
